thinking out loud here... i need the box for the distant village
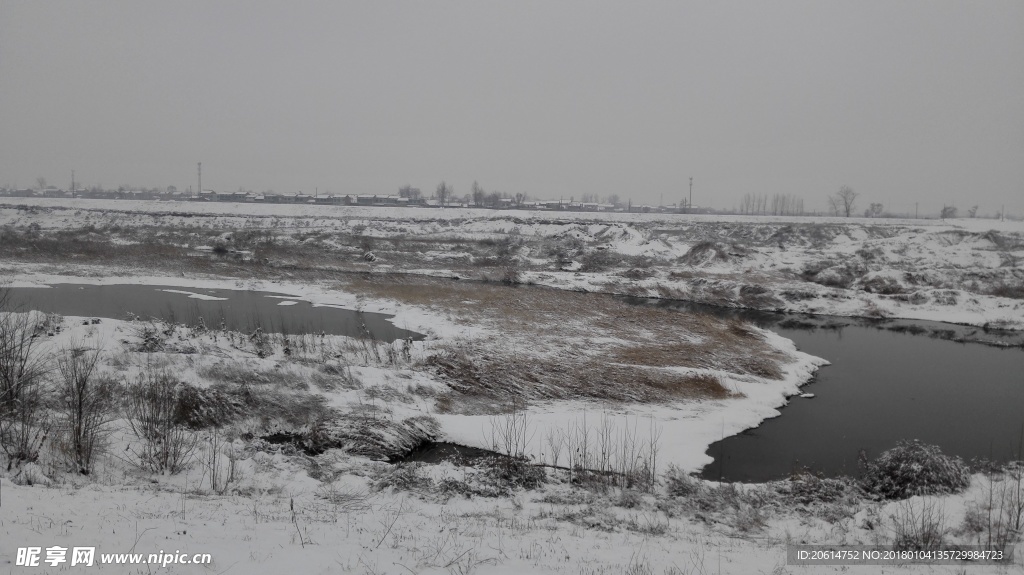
[0,185,703,213]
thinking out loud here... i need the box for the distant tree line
[738,193,805,216]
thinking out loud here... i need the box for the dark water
[5,283,423,342]
[391,442,501,465]
[622,298,1024,482]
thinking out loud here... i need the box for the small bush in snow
[479,456,545,493]
[616,489,644,509]
[664,464,701,498]
[0,309,51,471]
[123,369,199,474]
[55,344,118,475]
[860,440,970,500]
[374,462,434,493]
[890,497,946,551]
[783,471,858,506]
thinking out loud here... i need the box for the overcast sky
[1,1,1022,213]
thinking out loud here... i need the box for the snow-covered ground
[2,197,1021,330]
[4,465,1019,574]
[1,198,1022,573]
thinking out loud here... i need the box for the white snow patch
[159,288,228,301]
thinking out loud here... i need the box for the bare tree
[829,185,858,217]
[940,205,958,219]
[35,177,47,190]
[471,181,485,207]
[398,185,421,200]
[435,181,452,206]
[56,343,118,474]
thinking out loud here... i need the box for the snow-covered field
[2,197,1022,330]
[1,198,1021,574]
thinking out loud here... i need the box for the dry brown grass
[342,275,787,413]
[611,342,783,379]
[425,348,736,410]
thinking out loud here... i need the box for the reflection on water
[5,284,423,343]
[622,297,1024,482]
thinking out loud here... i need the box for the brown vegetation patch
[611,342,783,380]
[426,349,734,410]
[343,275,786,412]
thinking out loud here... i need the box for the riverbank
[2,198,1022,331]
[0,270,825,474]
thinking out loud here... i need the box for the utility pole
[71,170,75,195]
[689,177,693,213]
[915,202,918,219]
[197,162,202,199]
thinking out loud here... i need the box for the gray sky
[2,1,1022,213]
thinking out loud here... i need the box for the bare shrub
[557,412,662,493]
[314,362,362,391]
[374,462,433,493]
[1006,461,1024,540]
[890,498,946,551]
[960,462,1024,550]
[130,321,168,353]
[174,383,247,428]
[664,464,701,498]
[0,309,52,470]
[204,428,239,494]
[0,310,50,413]
[488,402,532,458]
[0,375,50,471]
[861,440,970,500]
[500,259,522,285]
[123,369,198,474]
[479,456,546,494]
[249,325,273,358]
[546,236,585,264]
[316,480,370,512]
[617,490,644,509]
[55,343,118,474]
[677,481,774,533]
[734,503,767,533]
[579,249,623,272]
[782,470,859,506]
